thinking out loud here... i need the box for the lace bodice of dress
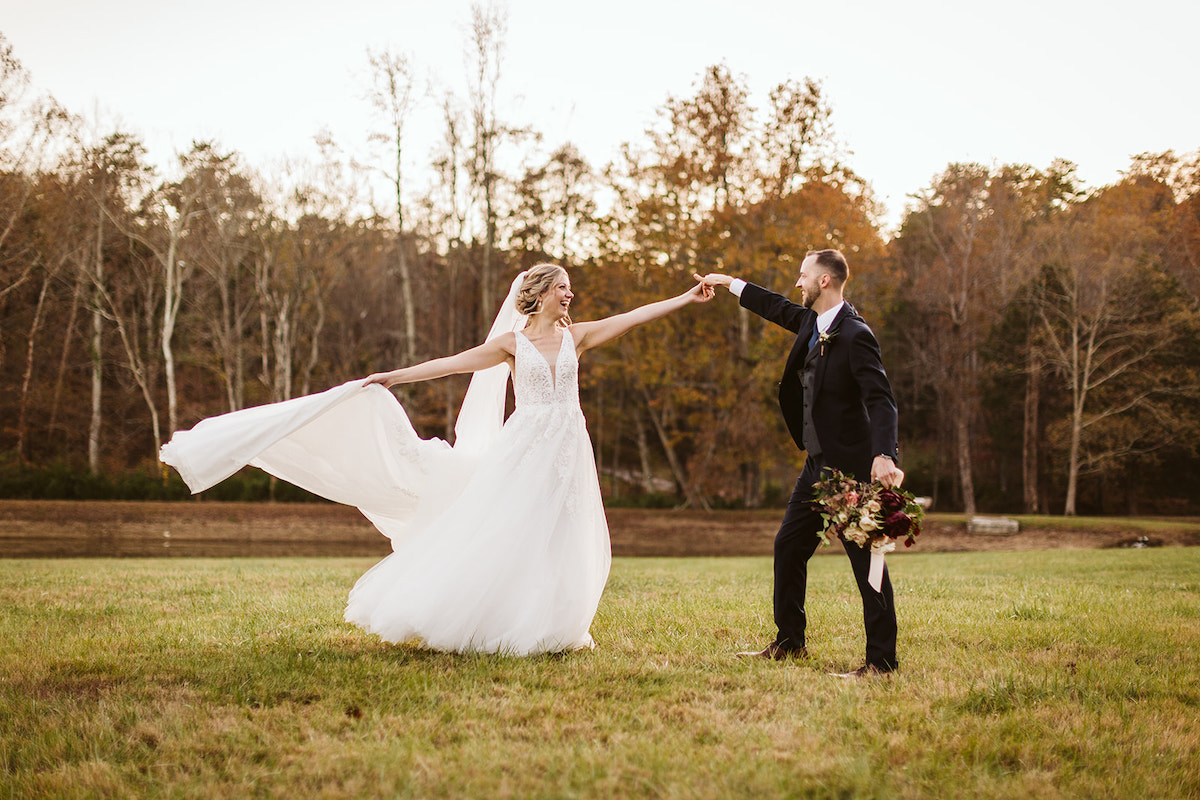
[514,328,579,408]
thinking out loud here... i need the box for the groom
[701,249,903,677]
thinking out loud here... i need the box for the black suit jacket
[739,282,898,482]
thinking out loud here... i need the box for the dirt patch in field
[0,501,384,558]
[1,500,1198,559]
[604,509,1200,556]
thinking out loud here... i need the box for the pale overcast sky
[5,0,1197,231]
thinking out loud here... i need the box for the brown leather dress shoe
[831,664,893,679]
[736,644,809,660]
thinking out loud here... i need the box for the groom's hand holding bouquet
[812,468,924,590]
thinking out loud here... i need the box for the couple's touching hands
[694,272,734,290]
[684,276,718,302]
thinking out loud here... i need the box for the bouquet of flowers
[812,468,924,590]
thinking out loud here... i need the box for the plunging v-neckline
[518,329,568,387]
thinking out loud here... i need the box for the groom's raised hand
[696,272,734,289]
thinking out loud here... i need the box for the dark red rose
[883,511,911,537]
[878,489,907,516]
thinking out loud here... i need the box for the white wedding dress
[160,277,611,655]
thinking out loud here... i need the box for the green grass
[1,550,1198,799]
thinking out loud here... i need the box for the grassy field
[2,550,1198,799]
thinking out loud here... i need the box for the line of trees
[1,23,1198,515]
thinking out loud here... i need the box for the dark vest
[801,344,822,457]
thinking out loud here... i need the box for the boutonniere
[817,329,837,356]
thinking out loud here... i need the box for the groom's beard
[801,285,821,309]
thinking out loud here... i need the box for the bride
[161,264,713,655]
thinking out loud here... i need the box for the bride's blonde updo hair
[515,263,571,325]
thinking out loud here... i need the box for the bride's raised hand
[689,275,716,303]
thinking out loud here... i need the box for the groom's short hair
[806,249,849,285]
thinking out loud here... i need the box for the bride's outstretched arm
[363,333,515,388]
[572,276,713,353]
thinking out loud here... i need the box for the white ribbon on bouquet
[867,540,896,592]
